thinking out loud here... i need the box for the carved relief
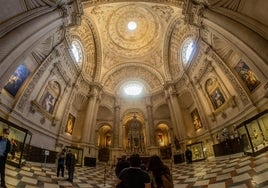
[207,0,241,11]
[103,52,117,69]
[73,93,88,111]
[103,66,162,93]
[31,36,53,64]
[89,3,162,58]
[149,50,163,68]
[90,5,114,23]
[151,5,174,23]
[24,0,54,10]
[183,0,204,26]
[212,35,234,62]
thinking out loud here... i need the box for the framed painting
[191,108,202,130]
[234,60,260,92]
[65,113,75,135]
[4,64,30,97]
[210,87,225,109]
[40,91,55,114]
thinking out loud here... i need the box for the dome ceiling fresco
[83,2,183,95]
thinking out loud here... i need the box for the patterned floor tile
[4,152,268,188]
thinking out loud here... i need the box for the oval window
[181,38,195,64]
[71,40,83,64]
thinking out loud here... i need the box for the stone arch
[102,63,164,95]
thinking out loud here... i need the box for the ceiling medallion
[107,4,161,57]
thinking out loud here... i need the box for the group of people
[56,148,76,183]
[115,154,174,188]
[0,127,190,188]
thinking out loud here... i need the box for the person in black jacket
[65,150,76,183]
[57,149,66,177]
[116,154,151,188]
[185,148,192,164]
[115,155,130,177]
[147,155,173,188]
[0,128,11,188]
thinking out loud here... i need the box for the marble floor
[5,152,268,188]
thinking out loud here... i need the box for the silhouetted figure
[65,150,75,182]
[57,149,65,177]
[185,148,192,164]
[116,154,151,188]
[115,155,130,177]
[147,155,173,188]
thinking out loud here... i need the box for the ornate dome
[106,4,161,57]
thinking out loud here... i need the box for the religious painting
[210,87,225,109]
[40,91,55,114]
[105,136,111,147]
[65,113,75,135]
[191,108,203,130]
[234,60,260,92]
[4,64,30,97]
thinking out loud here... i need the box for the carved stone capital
[183,0,205,27]
[60,0,83,27]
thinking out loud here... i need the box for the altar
[125,114,146,154]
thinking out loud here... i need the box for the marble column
[81,85,102,150]
[145,96,157,147]
[113,101,120,148]
[164,84,186,140]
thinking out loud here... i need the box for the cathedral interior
[0,0,268,167]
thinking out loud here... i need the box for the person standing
[10,138,17,160]
[116,154,151,188]
[57,149,66,177]
[0,128,11,188]
[65,150,76,183]
[147,155,173,188]
[115,155,130,177]
[185,148,192,164]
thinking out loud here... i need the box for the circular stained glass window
[181,38,195,64]
[71,40,83,64]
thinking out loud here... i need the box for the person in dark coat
[185,148,192,164]
[116,154,151,188]
[0,128,11,188]
[57,149,66,177]
[147,155,173,188]
[115,155,130,177]
[65,150,76,182]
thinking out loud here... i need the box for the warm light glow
[124,83,142,96]
[128,21,137,30]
